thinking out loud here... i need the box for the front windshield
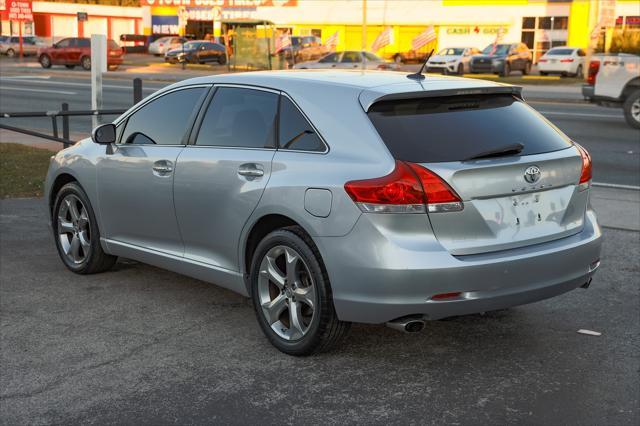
[482,44,509,55]
[438,48,464,56]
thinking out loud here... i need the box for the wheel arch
[242,213,317,294]
[49,172,79,214]
[622,77,640,100]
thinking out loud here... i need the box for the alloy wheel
[631,98,640,123]
[57,194,91,264]
[257,245,317,341]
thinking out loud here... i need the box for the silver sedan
[45,71,602,355]
[293,50,399,70]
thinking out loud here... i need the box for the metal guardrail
[0,78,143,148]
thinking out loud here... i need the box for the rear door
[367,93,587,255]
[173,86,279,271]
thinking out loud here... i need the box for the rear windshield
[547,48,574,55]
[367,94,572,163]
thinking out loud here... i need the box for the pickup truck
[582,53,640,128]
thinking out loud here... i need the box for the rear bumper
[316,209,602,324]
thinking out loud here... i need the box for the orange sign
[1,0,32,21]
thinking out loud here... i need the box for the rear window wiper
[463,143,524,161]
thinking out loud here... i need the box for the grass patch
[0,143,52,199]
[461,73,584,86]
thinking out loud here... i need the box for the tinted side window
[341,52,361,63]
[278,97,325,152]
[77,38,90,48]
[195,87,278,149]
[121,87,206,145]
[319,52,339,63]
[56,39,71,48]
[368,94,572,163]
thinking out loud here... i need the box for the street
[1,70,638,187]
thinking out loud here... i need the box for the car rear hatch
[363,86,589,256]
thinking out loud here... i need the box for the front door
[174,86,279,271]
[97,86,209,256]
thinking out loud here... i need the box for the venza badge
[524,165,541,183]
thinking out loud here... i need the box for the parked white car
[582,53,640,128]
[293,51,399,70]
[537,47,586,77]
[148,36,187,56]
[426,47,481,75]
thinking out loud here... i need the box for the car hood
[166,48,194,55]
[428,54,461,62]
[473,54,506,60]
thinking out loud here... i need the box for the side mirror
[92,123,116,144]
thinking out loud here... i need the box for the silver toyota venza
[45,70,602,355]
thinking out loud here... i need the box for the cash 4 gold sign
[0,0,33,21]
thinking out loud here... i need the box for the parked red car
[38,37,123,71]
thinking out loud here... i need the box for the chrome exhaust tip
[386,316,426,333]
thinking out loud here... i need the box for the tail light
[560,58,574,63]
[575,144,592,187]
[344,161,463,214]
[587,60,600,85]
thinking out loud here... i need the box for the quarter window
[278,97,325,152]
[121,87,206,145]
[319,52,339,63]
[341,52,362,63]
[195,87,278,149]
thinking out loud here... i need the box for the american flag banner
[325,31,339,51]
[411,26,437,51]
[275,31,292,53]
[371,27,394,52]
[489,27,506,55]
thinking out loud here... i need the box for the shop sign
[186,7,218,21]
[141,0,297,7]
[1,0,33,21]
[152,15,180,34]
[445,25,508,36]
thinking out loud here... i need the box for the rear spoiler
[361,85,523,112]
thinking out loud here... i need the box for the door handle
[238,163,264,179]
[152,160,173,176]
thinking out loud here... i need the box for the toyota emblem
[524,165,541,183]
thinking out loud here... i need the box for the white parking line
[538,111,622,118]
[592,182,640,191]
[0,86,77,95]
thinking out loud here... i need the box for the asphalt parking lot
[1,197,638,425]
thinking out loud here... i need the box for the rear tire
[39,54,52,68]
[6,48,15,57]
[522,61,531,75]
[574,64,583,78]
[217,55,226,65]
[250,226,350,356]
[393,54,403,64]
[52,182,117,274]
[81,55,91,70]
[623,90,640,129]
[457,63,464,75]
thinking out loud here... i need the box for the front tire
[393,54,403,64]
[81,56,91,70]
[6,48,15,57]
[39,54,52,68]
[52,182,117,274]
[250,226,350,356]
[522,61,531,75]
[623,90,640,129]
[457,63,464,75]
[574,64,583,78]
[500,62,510,77]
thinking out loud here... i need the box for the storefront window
[522,17,535,30]
[538,17,552,30]
[553,17,568,30]
[521,32,534,49]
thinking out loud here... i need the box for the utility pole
[362,0,367,69]
[362,0,367,51]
